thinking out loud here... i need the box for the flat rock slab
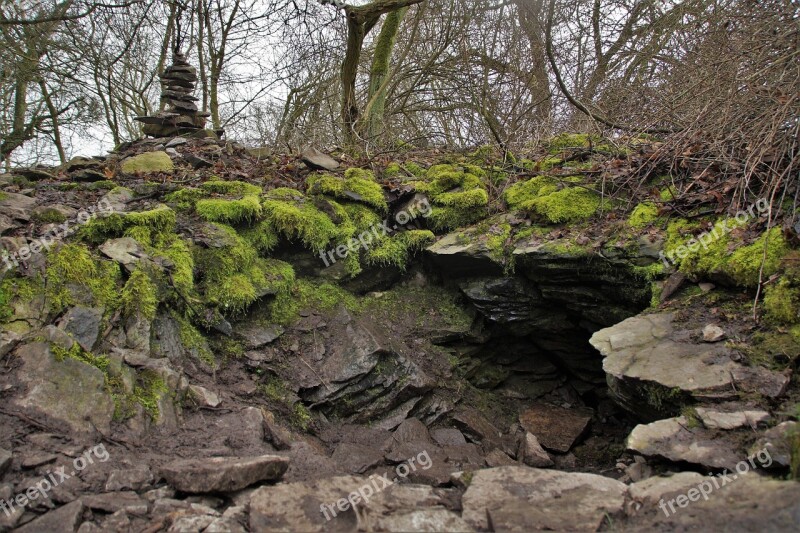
[301,147,339,171]
[626,472,800,531]
[461,466,627,531]
[15,500,84,533]
[519,403,592,453]
[250,475,365,532]
[161,455,289,493]
[590,313,789,418]
[626,416,744,470]
[0,191,37,221]
[694,407,770,430]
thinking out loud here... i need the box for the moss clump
[196,195,262,224]
[131,370,169,420]
[364,230,435,269]
[121,267,159,320]
[120,151,174,174]
[85,180,117,191]
[413,164,489,231]
[665,221,790,287]
[32,208,68,224]
[764,278,799,324]
[268,279,360,325]
[291,403,313,431]
[628,202,660,229]
[527,187,601,224]
[195,224,294,316]
[262,189,339,252]
[384,162,402,178]
[504,176,558,209]
[79,205,176,243]
[52,342,111,373]
[241,221,280,255]
[200,180,262,196]
[164,187,207,210]
[45,244,121,313]
[172,311,215,366]
[546,133,610,154]
[307,169,387,212]
[0,282,12,321]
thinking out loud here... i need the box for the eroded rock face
[461,466,628,531]
[590,313,790,420]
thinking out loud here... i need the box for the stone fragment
[519,403,592,453]
[188,385,221,408]
[522,432,554,467]
[702,324,725,342]
[14,500,84,533]
[160,455,289,493]
[301,147,339,171]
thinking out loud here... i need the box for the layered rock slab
[461,466,627,531]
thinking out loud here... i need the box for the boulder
[235,323,284,349]
[120,151,174,174]
[105,467,154,492]
[188,385,221,408]
[160,455,289,493]
[749,421,798,468]
[12,342,115,435]
[461,466,627,531]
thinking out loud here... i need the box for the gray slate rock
[461,466,627,531]
[161,455,289,493]
[15,500,85,533]
[59,306,103,351]
[0,191,37,221]
[301,147,339,171]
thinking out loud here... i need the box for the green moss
[241,221,280,255]
[504,176,558,209]
[79,205,176,243]
[32,208,68,224]
[171,312,214,366]
[121,267,159,320]
[45,244,121,313]
[0,282,11,321]
[546,133,611,154]
[413,164,489,232]
[164,187,207,210]
[0,192,7,200]
[526,187,601,223]
[268,279,360,326]
[120,151,174,174]
[51,342,111,373]
[262,190,339,252]
[85,180,117,191]
[364,230,435,269]
[200,180,262,196]
[307,170,387,212]
[131,370,169,420]
[666,221,790,287]
[385,162,402,177]
[628,202,660,229]
[291,403,313,431]
[196,195,262,224]
[764,279,799,324]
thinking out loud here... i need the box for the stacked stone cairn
[135,51,210,137]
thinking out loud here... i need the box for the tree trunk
[363,6,407,140]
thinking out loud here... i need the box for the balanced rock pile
[135,50,211,137]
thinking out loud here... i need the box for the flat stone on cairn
[135,50,211,137]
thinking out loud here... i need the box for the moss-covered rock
[364,230,435,269]
[307,169,387,212]
[80,205,177,243]
[412,164,489,231]
[121,151,174,174]
[121,267,159,320]
[196,195,262,224]
[261,188,340,252]
[45,243,121,314]
[527,187,601,224]
[664,220,790,287]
